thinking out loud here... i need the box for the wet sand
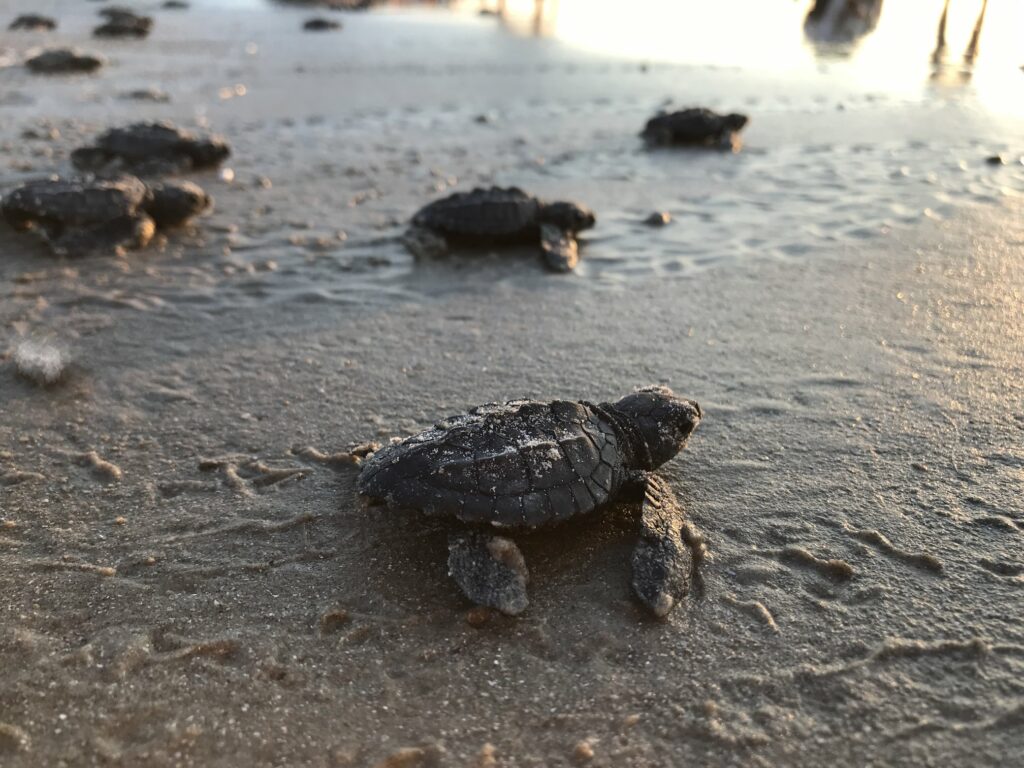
[2,1,1024,766]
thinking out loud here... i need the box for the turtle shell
[25,48,105,74]
[1,176,149,231]
[80,122,230,169]
[411,186,542,241]
[643,108,735,144]
[9,14,58,31]
[358,399,630,528]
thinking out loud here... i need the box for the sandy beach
[1,1,1023,766]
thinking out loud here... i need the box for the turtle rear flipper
[631,475,705,618]
[2,205,33,231]
[402,226,448,259]
[447,532,529,615]
[539,224,579,272]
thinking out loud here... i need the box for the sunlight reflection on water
[466,0,1024,116]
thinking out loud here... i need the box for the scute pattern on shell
[71,121,231,174]
[411,186,542,239]
[25,48,105,74]
[358,399,630,528]
[2,176,149,230]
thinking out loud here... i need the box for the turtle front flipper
[539,224,579,272]
[719,131,742,152]
[447,532,530,615]
[631,475,705,618]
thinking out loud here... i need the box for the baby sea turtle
[9,14,57,31]
[94,8,154,39]
[93,14,151,39]
[2,175,211,256]
[642,108,749,150]
[304,18,341,31]
[71,122,231,176]
[404,186,596,272]
[358,386,705,617]
[119,88,171,103]
[25,48,105,74]
[281,0,371,8]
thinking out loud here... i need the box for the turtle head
[540,201,596,233]
[187,137,231,169]
[613,385,701,470]
[725,113,749,132]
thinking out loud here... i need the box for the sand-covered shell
[412,186,543,240]
[642,108,749,146]
[71,121,231,173]
[358,399,630,528]
[1,175,150,231]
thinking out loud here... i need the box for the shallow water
[2,0,1023,315]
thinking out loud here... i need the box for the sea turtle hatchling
[358,386,705,617]
[642,107,749,150]
[2,175,211,256]
[25,48,105,74]
[403,186,596,272]
[93,8,154,38]
[9,14,58,31]
[304,17,342,31]
[71,121,231,176]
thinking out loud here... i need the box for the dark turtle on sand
[304,17,342,30]
[26,48,105,74]
[358,386,705,617]
[71,121,231,176]
[404,186,596,272]
[2,175,211,256]
[94,8,154,38]
[9,14,58,31]
[277,0,371,9]
[642,108,749,150]
[119,87,171,103]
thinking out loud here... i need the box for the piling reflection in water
[931,0,989,85]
